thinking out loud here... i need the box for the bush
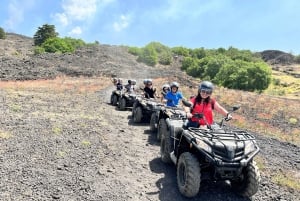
[0,27,6,39]
[41,37,74,53]
[295,55,300,64]
[137,45,158,66]
[215,60,271,91]
[128,47,141,56]
[171,46,190,57]
[63,37,85,49]
[34,46,45,55]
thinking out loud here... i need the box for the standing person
[160,84,170,103]
[184,81,232,128]
[163,82,184,107]
[143,79,157,98]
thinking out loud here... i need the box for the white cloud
[4,0,36,30]
[53,0,115,26]
[68,26,82,35]
[113,14,130,32]
[54,13,69,26]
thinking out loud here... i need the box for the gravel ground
[0,33,299,201]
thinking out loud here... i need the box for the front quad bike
[118,92,138,111]
[132,97,163,126]
[110,90,122,106]
[156,105,186,142]
[160,106,261,198]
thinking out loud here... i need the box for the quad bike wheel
[157,118,167,141]
[177,152,201,198]
[112,94,118,106]
[231,160,261,197]
[160,126,172,163]
[149,113,157,132]
[119,98,127,111]
[133,106,143,123]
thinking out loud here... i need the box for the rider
[160,83,170,102]
[163,82,184,107]
[116,78,123,90]
[184,81,232,128]
[124,79,136,93]
[143,79,157,98]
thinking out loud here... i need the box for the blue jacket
[165,91,183,107]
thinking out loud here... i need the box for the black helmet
[170,82,179,89]
[128,79,132,84]
[199,81,214,93]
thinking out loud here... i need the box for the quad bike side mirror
[232,105,241,112]
[182,99,192,107]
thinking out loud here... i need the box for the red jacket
[190,97,215,125]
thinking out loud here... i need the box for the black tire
[119,98,126,111]
[112,94,118,106]
[160,126,172,163]
[149,113,157,132]
[231,160,261,197]
[177,152,201,198]
[133,106,143,123]
[157,118,167,141]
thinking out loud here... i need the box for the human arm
[214,101,232,119]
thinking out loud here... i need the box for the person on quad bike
[116,78,123,90]
[160,83,170,102]
[163,82,185,107]
[184,81,232,128]
[124,79,136,93]
[143,79,157,99]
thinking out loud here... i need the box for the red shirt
[190,97,215,125]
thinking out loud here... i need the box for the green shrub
[34,46,45,55]
[0,27,6,39]
[41,37,74,53]
[171,46,190,56]
[137,45,158,66]
[128,47,141,56]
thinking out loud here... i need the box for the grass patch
[0,131,12,139]
[81,140,91,146]
[272,171,300,191]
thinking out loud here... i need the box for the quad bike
[118,91,138,111]
[160,105,261,198]
[110,89,122,106]
[131,96,164,127]
[155,103,187,141]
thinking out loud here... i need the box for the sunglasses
[200,89,212,95]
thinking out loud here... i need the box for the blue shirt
[165,91,183,107]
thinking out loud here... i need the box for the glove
[225,113,233,121]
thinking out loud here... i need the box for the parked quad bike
[160,105,261,198]
[110,90,122,106]
[118,91,138,111]
[131,96,163,128]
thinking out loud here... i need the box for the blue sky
[1,0,300,54]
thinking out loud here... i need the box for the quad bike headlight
[196,138,212,153]
[244,141,256,155]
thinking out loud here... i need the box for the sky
[1,0,300,55]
